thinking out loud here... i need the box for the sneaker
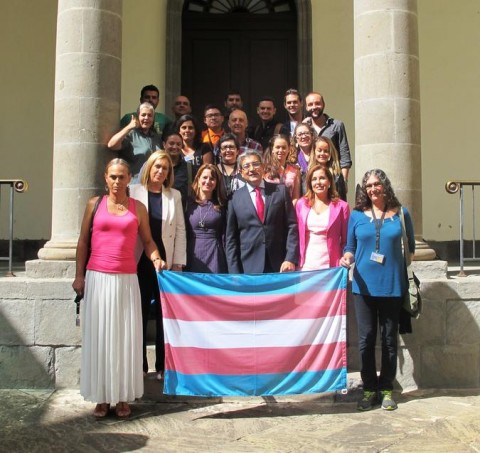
[379,390,397,411]
[357,390,378,411]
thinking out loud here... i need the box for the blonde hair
[309,136,342,176]
[140,151,174,189]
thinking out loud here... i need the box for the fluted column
[354,0,434,259]
[38,0,122,261]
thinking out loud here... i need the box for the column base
[25,259,76,279]
[413,240,436,261]
[37,240,77,261]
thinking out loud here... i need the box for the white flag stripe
[163,316,346,349]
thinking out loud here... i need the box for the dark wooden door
[182,13,297,122]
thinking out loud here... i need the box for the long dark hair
[175,114,202,149]
[191,164,227,209]
[355,169,401,211]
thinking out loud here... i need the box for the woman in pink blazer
[296,164,350,270]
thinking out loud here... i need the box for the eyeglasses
[365,182,383,189]
[205,113,222,118]
[296,132,311,137]
[220,145,237,151]
[241,161,262,171]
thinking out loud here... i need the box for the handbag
[399,207,422,318]
[84,196,102,274]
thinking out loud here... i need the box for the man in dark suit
[226,150,299,274]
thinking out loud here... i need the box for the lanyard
[371,208,386,252]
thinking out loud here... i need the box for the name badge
[370,252,385,264]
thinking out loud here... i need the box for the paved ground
[2,262,480,451]
[2,375,480,453]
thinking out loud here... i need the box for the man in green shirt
[120,84,171,137]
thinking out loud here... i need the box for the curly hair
[355,169,401,211]
[191,163,227,209]
[303,164,339,206]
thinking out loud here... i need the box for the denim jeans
[354,294,402,392]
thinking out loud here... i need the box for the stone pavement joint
[2,386,480,452]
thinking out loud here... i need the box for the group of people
[72,85,415,418]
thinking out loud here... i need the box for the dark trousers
[354,294,402,392]
[138,255,164,373]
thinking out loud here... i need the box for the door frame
[165,0,312,112]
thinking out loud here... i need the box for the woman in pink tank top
[72,158,166,419]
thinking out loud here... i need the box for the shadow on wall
[398,279,480,390]
[346,276,480,392]
[0,273,82,389]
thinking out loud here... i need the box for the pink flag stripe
[161,289,346,322]
[165,342,347,375]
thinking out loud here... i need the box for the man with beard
[226,151,298,274]
[202,104,225,151]
[283,88,304,137]
[248,96,289,150]
[304,92,352,184]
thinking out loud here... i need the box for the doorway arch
[165,0,312,113]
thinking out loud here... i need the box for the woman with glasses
[309,136,347,201]
[216,133,245,200]
[293,122,316,195]
[340,169,415,412]
[185,164,228,273]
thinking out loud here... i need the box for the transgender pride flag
[158,267,348,397]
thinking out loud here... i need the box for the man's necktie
[255,187,265,223]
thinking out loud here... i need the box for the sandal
[115,402,131,419]
[93,403,110,418]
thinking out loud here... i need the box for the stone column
[354,0,435,260]
[37,0,122,262]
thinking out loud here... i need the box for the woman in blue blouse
[340,169,415,412]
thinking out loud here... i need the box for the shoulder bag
[399,207,422,318]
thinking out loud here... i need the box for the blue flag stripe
[163,368,347,397]
[159,267,348,296]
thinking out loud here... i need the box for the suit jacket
[295,196,350,268]
[226,181,299,273]
[130,184,186,269]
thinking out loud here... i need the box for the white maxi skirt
[80,270,144,404]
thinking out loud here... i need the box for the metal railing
[0,179,28,276]
[445,180,480,276]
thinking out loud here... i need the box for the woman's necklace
[109,196,129,211]
[221,162,236,175]
[198,201,212,229]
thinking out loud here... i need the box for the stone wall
[1,261,479,390]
